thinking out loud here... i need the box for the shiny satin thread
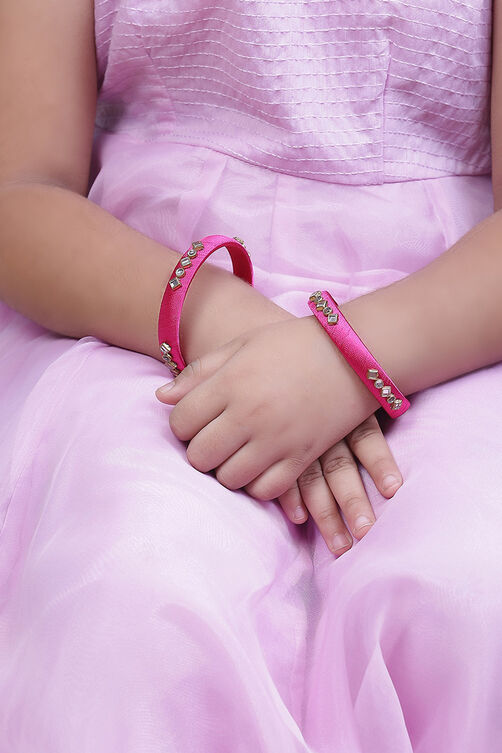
[157,234,253,372]
[308,291,410,418]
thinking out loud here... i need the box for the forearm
[0,182,291,363]
[340,208,502,396]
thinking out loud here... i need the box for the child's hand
[275,414,403,556]
[155,316,387,502]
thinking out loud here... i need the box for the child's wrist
[338,292,414,397]
[179,262,293,363]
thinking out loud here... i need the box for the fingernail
[332,532,351,552]
[294,506,306,522]
[354,515,374,533]
[156,382,175,398]
[382,474,401,493]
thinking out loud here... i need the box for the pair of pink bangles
[157,234,410,418]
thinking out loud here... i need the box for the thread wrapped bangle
[308,290,410,418]
[157,234,253,375]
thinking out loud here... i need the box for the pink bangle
[157,234,253,374]
[308,290,410,418]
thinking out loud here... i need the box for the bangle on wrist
[157,234,253,374]
[308,290,410,418]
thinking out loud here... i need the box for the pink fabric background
[1,1,501,751]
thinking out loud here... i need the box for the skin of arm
[0,0,292,367]
[335,0,502,397]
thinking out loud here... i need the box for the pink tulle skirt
[1,136,501,752]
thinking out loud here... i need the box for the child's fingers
[320,440,377,540]
[244,455,311,502]
[215,441,284,492]
[155,338,243,404]
[168,379,227,442]
[250,458,353,556]
[186,413,250,473]
[277,483,309,524]
[345,414,403,498]
[297,460,354,555]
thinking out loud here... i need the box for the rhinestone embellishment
[187,249,197,259]
[192,241,204,251]
[169,278,182,290]
[309,292,338,324]
[160,342,180,374]
[233,236,246,247]
[175,268,185,278]
[365,367,404,410]
[180,257,191,267]
[308,292,406,413]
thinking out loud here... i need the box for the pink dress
[1,1,500,750]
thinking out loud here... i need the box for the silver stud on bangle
[169,278,182,290]
[387,394,396,403]
[187,248,197,259]
[316,300,327,310]
[160,342,172,358]
[309,291,323,302]
[322,306,332,316]
[180,257,192,268]
[175,268,185,278]
[374,378,384,389]
[392,398,403,409]
[381,385,392,398]
[367,368,379,380]
[192,241,204,252]
[160,342,181,373]
[327,314,339,325]
[233,236,246,247]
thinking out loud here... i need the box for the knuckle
[215,466,242,491]
[315,506,341,526]
[370,456,394,476]
[348,423,379,446]
[247,477,283,502]
[185,443,205,472]
[286,447,313,476]
[186,442,219,474]
[322,453,355,476]
[250,481,275,501]
[338,493,367,513]
[298,462,324,489]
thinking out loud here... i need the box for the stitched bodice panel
[93,0,492,185]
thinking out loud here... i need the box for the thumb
[155,337,243,403]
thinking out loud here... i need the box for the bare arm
[338,1,502,397]
[492,0,502,210]
[0,0,290,364]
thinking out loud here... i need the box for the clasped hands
[155,315,403,557]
